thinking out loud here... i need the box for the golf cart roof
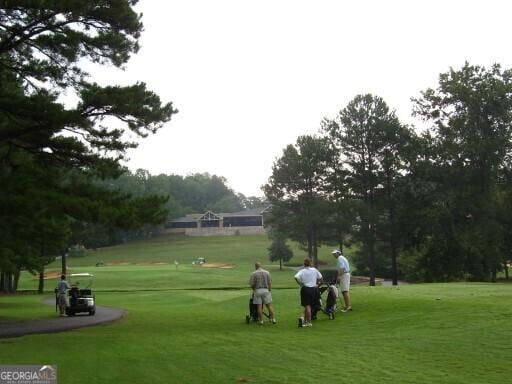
[70,273,94,277]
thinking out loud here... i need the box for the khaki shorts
[58,293,67,307]
[339,273,350,292]
[253,288,272,305]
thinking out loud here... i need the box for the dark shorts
[300,286,319,307]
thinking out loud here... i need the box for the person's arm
[316,270,323,286]
[294,272,302,286]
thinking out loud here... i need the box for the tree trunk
[307,231,313,261]
[5,273,14,293]
[367,187,376,287]
[61,249,67,276]
[504,261,509,280]
[312,224,319,268]
[369,222,376,286]
[38,267,45,294]
[369,247,376,286]
[279,258,282,270]
[0,271,4,292]
[13,269,20,292]
[391,243,398,285]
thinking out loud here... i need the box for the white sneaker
[342,306,352,313]
[271,318,277,324]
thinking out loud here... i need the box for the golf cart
[66,273,96,316]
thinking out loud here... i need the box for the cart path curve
[0,298,126,339]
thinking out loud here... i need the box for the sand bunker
[42,271,66,280]
[200,262,233,269]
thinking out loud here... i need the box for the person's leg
[304,305,311,323]
[253,290,264,323]
[256,303,263,322]
[342,291,351,308]
[341,274,352,310]
[58,296,66,316]
[266,303,276,323]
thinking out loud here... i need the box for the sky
[87,0,512,197]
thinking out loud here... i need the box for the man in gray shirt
[249,262,276,325]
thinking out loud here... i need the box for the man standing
[294,258,322,327]
[56,274,70,317]
[332,249,352,312]
[249,262,276,325]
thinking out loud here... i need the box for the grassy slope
[2,234,512,384]
[18,234,327,292]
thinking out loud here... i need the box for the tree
[267,228,293,270]
[263,135,332,266]
[325,94,404,286]
[413,63,512,281]
[0,1,176,291]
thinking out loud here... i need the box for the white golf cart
[66,273,96,316]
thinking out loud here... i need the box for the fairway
[1,234,512,384]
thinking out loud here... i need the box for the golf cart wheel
[89,310,95,316]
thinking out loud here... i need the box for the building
[165,207,271,236]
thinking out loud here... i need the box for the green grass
[2,234,512,384]
[18,234,335,292]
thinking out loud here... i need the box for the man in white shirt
[332,249,352,312]
[294,258,322,327]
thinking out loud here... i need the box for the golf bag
[245,293,270,323]
[312,283,338,320]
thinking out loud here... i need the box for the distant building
[165,207,271,236]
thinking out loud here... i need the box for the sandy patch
[200,262,233,269]
[41,271,69,280]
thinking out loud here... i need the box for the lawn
[1,234,512,384]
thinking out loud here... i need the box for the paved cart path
[0,298,126,339]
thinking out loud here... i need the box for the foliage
[323,94,410,285]
[412,63,512,281]
[0,1,176,291]
[263,135,332,266]
[267,228,293,269]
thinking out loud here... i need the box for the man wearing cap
[249,262,277,325]
[332,249,352,312]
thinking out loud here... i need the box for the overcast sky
[88,0,512,197]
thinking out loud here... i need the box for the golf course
[1,234,511,384]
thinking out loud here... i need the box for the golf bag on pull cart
[312,282,338,320]
[245,293,270,323]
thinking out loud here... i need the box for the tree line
[264,63,512,284]
[80,169,265,249]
